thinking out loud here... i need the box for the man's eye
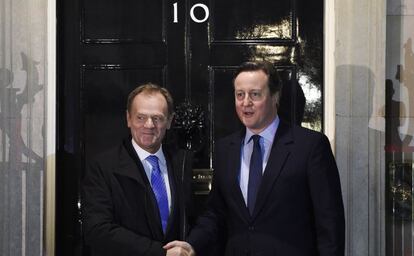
[236,92,245,99]
[152,116,160,122]
[137,115,146,121]
[250,92,262,100]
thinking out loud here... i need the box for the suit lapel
[163,147,180,238]
[252,122,293,219]
[227,131,251,221]
[116,138,165,239]
[115,139,147,187]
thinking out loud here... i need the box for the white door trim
[45,0,56,254]
[324,0,336,152]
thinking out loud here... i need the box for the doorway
[56,0,324,254]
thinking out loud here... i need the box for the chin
[241,119,256,128]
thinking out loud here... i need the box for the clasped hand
[164,241,195,256]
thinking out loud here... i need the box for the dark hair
[233,61,282,101]
[126,83,174,117]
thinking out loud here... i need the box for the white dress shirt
[131,139,172,211]
[239,116,280,205]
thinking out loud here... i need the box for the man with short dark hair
[83,83,192,256]
[165,61,345,256]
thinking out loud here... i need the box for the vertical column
[335,0,386,255]
[0,0,48,255]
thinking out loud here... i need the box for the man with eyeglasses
[83,83,192,256]
[165,61,345,256]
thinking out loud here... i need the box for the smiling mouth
[243,111,254,117]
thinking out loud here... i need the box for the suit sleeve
[187,144,227,255]
[82,160,166,256]
[307,134,345,256]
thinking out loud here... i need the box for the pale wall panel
[0,0,47,255]
[335,0,386,255]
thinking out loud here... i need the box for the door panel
[57,0,323,255]
[211,0,294,41]
[82,0,164,42]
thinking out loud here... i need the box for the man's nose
[242,95,252,106]
[144,117,155,128]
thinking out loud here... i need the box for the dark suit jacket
[188,121,345,256]
[82,138,192,256]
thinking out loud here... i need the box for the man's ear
[272,92,280,107]
[126,110,131,128]
[166,113,175,130]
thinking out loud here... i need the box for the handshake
[164,241,196,256]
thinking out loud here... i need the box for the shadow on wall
[384,37,414,148]
[335,64,385,132]
[335,59,414,147]
[0,52,43,169]
[398,37,414,146]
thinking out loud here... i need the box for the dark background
[56,0,323,254]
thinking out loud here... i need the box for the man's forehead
[131,94,166,107]
[135,111,166,116]
[135,90,163,99]
[133,92,166,103]
[235,88,265,91]
[234,79,269,91]
[234,70,269,84]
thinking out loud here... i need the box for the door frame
[45,0,57,254]
[45,0,337,254]
[324,0,335,150]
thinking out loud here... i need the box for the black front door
[57,0,323,255]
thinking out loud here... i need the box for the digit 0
[190,3,209,23]
[173,2,209,23]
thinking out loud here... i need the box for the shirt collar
[131,139,166,166]
[244,115,280,145]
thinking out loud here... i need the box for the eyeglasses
[235,90,264,102]
[134,114,167,125]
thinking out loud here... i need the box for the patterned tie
[248,135,263,215]
[147,155,169,233]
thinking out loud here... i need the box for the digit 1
[173,2,178,23]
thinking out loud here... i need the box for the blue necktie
[248,135,263,215]
[147,155,169,233]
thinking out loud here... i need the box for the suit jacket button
[248,226,254,231]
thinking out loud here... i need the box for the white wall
[0,0,50,255]
[334,0,386,255]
